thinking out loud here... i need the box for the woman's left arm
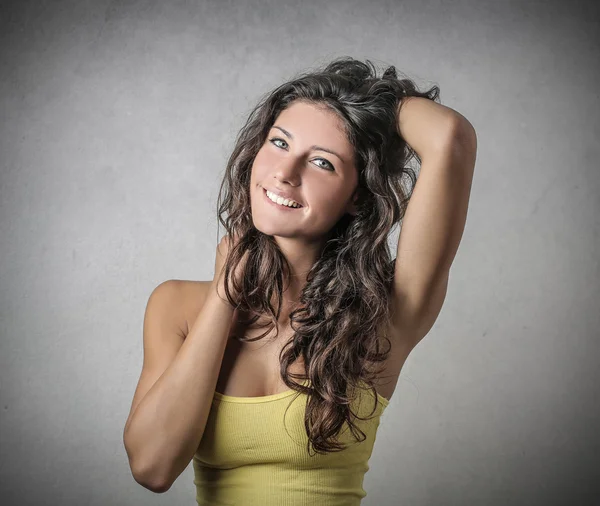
[389,97,478,349]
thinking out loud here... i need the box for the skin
[249,100,360,311]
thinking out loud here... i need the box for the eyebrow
[272,125,346,164]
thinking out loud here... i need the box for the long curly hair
[215,56,440,455]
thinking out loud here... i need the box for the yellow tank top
[193,378,389,505]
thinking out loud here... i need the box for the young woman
[123,57,477,504]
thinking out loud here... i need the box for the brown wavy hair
[215,56,440,455]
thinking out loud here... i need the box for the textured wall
[1,0,599,505]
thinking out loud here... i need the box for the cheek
[257,147,277,165]
[251,150,271,176]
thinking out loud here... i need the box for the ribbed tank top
[193,378,389,505]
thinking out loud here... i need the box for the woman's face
[250,100,359,241]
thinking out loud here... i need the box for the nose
[273,156,302,186]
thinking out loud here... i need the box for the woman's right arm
[122,278,235,493]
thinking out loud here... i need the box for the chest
[214,312,304,397]
[214,309,407,403]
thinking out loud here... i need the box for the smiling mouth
[263,187,304,209]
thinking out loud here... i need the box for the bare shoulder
[170,279,213,337]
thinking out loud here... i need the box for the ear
[346,188,361,216]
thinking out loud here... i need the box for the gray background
[1,0,599,505]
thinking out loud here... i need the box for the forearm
[124,281,235,491]
[396,96,472,158]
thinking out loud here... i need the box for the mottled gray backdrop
[1,0,599,505]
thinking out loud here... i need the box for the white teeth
[266,190,301,208]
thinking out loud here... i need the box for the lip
[263,187,303,206]
[262,187,303,211]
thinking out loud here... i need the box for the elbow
[130,462,173,493]
[138,477,173,494]
[124,434,173,493]
[449,117,478,159]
